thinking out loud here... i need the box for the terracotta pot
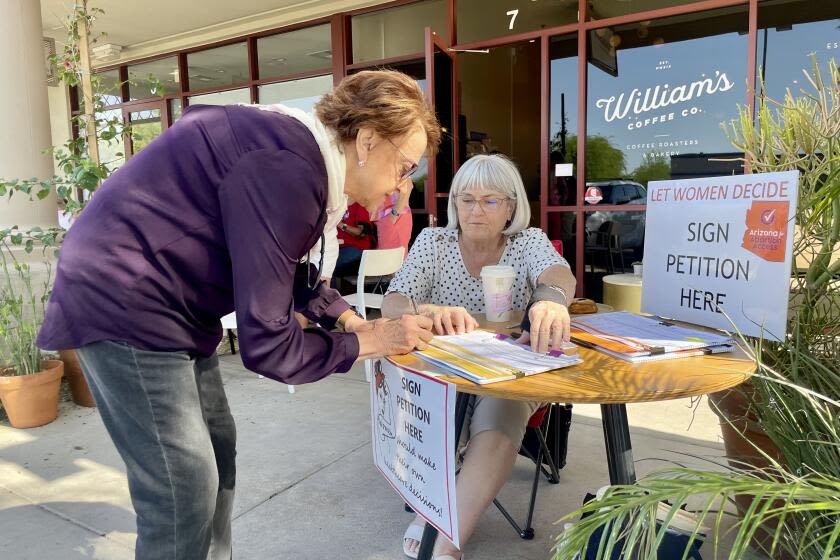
[708,384,783,469]
[709,384,788,558]
[59,349,95,407]
[0,360,64,429]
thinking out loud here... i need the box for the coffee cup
[480,265,516,322]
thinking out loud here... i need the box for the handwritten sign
[370,359,459,548]
[641,171,799,340]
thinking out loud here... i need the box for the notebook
[414,330,582,384]
[570,311,734,363]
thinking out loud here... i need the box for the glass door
[424,27,458,227]
[124,100,168,157]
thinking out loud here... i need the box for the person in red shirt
[372,178,413,257]
[335,202,376,279]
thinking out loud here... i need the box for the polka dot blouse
[386,227,569,314]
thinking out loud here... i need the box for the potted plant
[553,57,840,560]
[0,232,63,428]
[0,4,129,408]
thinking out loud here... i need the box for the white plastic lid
[480,265,515,278]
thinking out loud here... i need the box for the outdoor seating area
[1,1,838,560]
[1,356,756,559]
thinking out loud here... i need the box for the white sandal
[403,521,425,559]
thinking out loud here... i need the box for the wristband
[520,284,568,333]
[337,308,362,331]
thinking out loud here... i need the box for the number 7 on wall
[506,9,519,30]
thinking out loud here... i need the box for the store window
[94,69,122,106]
[187,43,249,90]
[258,74,333,112]
[546,211,577,274]
[757,1,840,102]
[457,0,576,45]
[586,7,748,188]
[257,24,332,79]
[170,99,183,122]
[589,0,707,21]
[549,34,579,207]
[188,88,251,106]
[351,0,447,64]
[128,56,180,100]
[94,108,125,172]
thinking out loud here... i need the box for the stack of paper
[570,311,734,363]
[415,330,582,384]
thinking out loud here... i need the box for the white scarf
[251,103,348,278]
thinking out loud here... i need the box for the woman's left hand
[519,301,570,353]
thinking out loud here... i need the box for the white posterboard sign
[370,359,459,548]
[641,171,799,341]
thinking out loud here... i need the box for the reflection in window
[258,75,332,112]
[93,109,125,171]
[129,109,162,154]
[589,0,706,21]
[94,69,122,106]
[170,98,182,122]
[546,211,578,274]
[188,88,251,106]
[258,24,332,79]
[584,210,645,298]
[586,7,748,185]
[187,43,248,90]
[757,1,840,103]
[549,34,579,206]
[351,0,447,64]
[457,0,576,45]
[128,57,180,100]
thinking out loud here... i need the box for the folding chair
[493,402,573,539]
[342,248,405,382]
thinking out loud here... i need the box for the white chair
[342,247,405,320]
[341,247,405,382]
[220,312,294,394]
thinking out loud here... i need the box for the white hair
[446,154,531,235]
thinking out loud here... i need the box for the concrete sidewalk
[1,355,743,559]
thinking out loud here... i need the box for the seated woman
[382,154,576,560]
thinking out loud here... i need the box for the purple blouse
[37,105,358,384]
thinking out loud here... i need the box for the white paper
[370,359,460,548]
[641,171,799,341]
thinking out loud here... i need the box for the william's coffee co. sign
[595,71,735,131]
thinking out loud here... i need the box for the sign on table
[642,171,799,340]
[370,359,459,548]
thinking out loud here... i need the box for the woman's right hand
[423,305,479,335]
[357,315,435,358]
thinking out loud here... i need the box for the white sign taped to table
[370,358,459,548]
[641,171,799,340]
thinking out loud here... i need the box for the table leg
[600,403,636,485]
[417,393,472,560]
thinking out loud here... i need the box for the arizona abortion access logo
[741,201,789,262]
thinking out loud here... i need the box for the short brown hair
[315,70,442,157]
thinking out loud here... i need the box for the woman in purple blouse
[37,70,439,559]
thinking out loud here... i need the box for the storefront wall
[60,0,840,298]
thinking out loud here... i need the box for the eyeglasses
[387,138,419,182]
[455,195,511,213]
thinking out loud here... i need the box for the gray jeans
[76,340,236,560]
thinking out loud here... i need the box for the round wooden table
[388,312,755,559]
